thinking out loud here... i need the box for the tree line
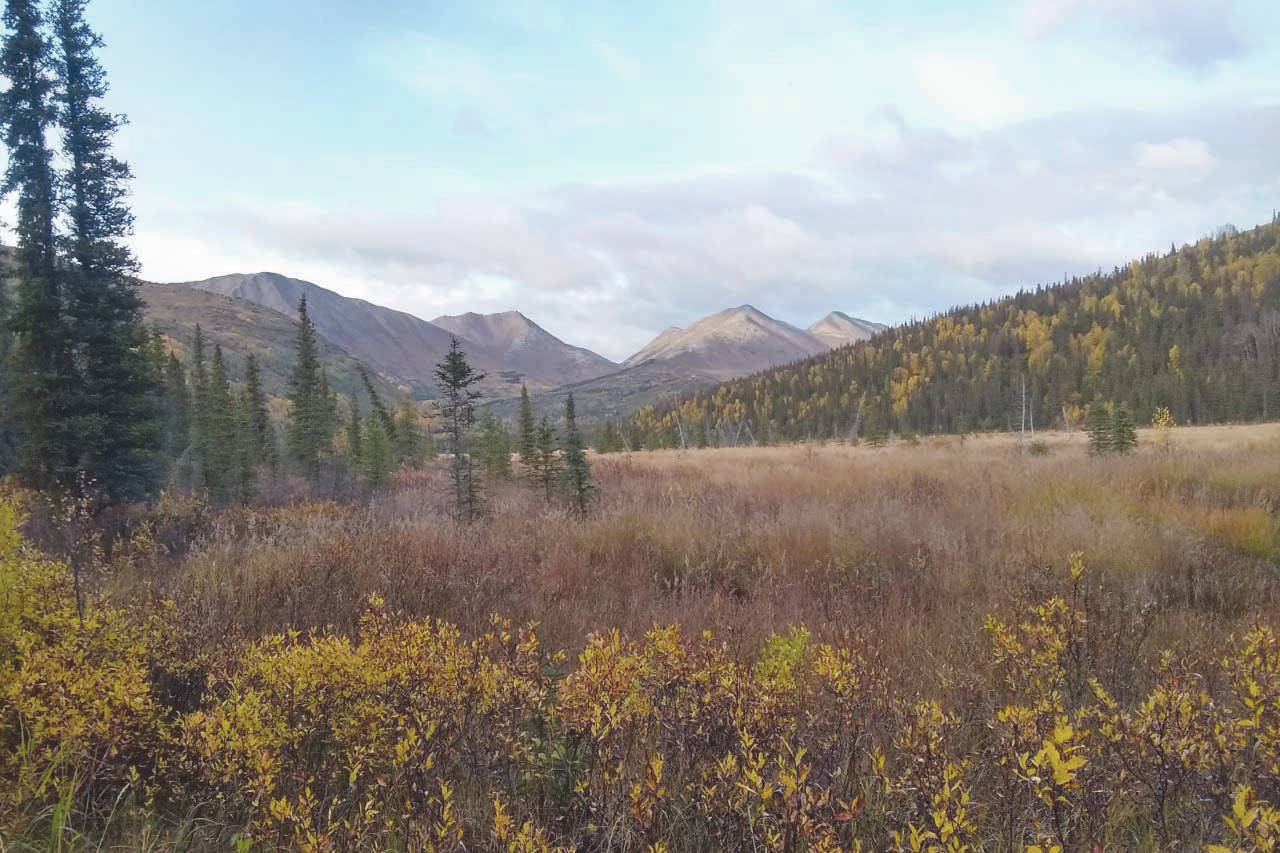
[143,294,434,503]
[620,217,1280,448]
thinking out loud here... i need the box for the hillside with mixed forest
[623,218,1280,446]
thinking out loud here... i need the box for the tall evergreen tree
[285,294,335,479]
[231,388,255,503]
[531,416,561,502]
[160,351,189,461]
[433,336,485,521]
[358,363,396,442]
[517,383,537,468]
[203,344,237,501]
[241,352,275,470]
[188,326,214,485]
[2,0,72,490]
[52,0,159,500]
[0,279,17,473]
[557,393,593,515]
[360,413,393,488]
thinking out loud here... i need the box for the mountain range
[622,217,1280,446]
[144,270,882,420]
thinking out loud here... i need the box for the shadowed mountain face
[431,310,618,387]
[179,272,489,398]
[623,305,828,378]
[175,273,616,398]
[808,311,887,348]
[140,283,401,403]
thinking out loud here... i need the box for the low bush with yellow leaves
[4,493,1280,851]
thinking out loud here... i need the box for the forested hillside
[624,217,1280,446]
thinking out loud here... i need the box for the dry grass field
[153,423,1280,677]
[5,423,1280,850]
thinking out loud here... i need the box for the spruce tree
[433,336,485,521]
[557,393,593,515]
[52,0,159,500]
[393,400,428,467]
[231,388,255,503]
[360,413,393,487]
[188,325,211,485]
[594,420,620,454]
[346,402,362,465]
[285,294,335,479]
[358,363,396,441]
[241,352,275,470]
[475,413,512,479]
[160,351,189,461]
[517,382,537,469]
[204,344,237,501]
[2,0,73,490]
[531,416,561,502]
[1110,403,1138,454]
[0,279,17,473]
[1086,400,1113,455]
[862,409,888,447]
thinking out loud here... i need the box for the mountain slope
[483,359,722,427]
[179,272,505,398]
[141,283,400,403]
[808,311,886,348]
[623,305,828,378]
[431,310,618,386]
[625,218,1280,445]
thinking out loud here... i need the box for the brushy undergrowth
[3,427,1280,850]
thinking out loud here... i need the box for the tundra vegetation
[3,424,1280,850]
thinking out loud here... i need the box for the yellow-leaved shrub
[3,493,1280,851]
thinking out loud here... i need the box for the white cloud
[1135,137,1215,171]
[133,105,1278,361]
[913,55,1027,129]
[1018,0,1245,69]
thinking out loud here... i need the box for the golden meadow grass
[3,423,1280,850]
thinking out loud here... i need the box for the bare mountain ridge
[147,267,884,420]
[623,305,829,378]
[431,310,618,386]
[488,305,885,425]
[808,311,887,348]
[176,273,616,397]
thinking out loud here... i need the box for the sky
[73,0,1280,360]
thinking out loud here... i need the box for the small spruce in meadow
[557,393,593,515]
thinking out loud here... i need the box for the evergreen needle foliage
[1085,400,1113,455]
[557,393,593,515]
[1,0,162,500]
[285,294,336,480]
[434,336,485,521]
[531,416,560,502]
[517,383,537,468]
[475,414,513,480]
